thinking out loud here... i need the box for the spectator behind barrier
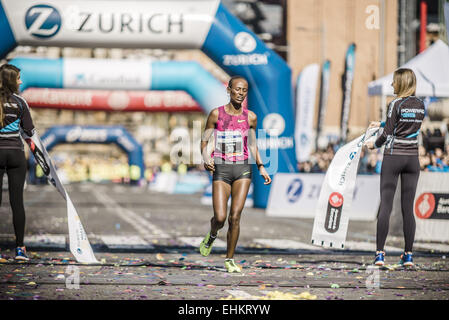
[297,138,448,175]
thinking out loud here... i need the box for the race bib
[215,130,243,157]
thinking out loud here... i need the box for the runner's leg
[226,178,251,259]
[211,180,231,236]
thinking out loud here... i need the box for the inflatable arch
[9,57,228,114]
[0,0,297,208]
[29,125,145,184]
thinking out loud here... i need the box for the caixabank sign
[411,172,449,242]
[324,192,344,233]
[415,193,449,220]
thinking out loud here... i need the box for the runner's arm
[248,111,271,185]
[201,109,218,170]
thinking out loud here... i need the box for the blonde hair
[393,68,416,98]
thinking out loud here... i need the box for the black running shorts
[213,162,252,185]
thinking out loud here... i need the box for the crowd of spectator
[297,143,383,175]
[29,128,449,184]
[298,140,449,174]
[419,145,449,172]
[420,128,449,172]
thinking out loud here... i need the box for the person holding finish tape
[365,68,425,267]
[0,64,36,261]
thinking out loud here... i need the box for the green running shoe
[199,232,217,256]
[224,258,241,273]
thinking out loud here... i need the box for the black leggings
[0,149,27,247]
[376,154,420,252]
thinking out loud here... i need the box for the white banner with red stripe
[311,127,379,249]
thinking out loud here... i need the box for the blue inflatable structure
[28,125,144,184]
[0,0,297,207]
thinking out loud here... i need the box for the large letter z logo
[25,4,61,38]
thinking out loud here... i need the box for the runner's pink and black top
[212,105,250,163]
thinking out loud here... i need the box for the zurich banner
[340,43,356,144]
[267,173,380,221]
[0,0,297,208]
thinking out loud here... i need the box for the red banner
[22,88,203,112]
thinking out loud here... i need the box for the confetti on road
[222,290,317,300]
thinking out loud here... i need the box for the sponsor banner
[266,173,380,221]
[340,43,356,143]
[256,113,295,177]
[22,88,202,112]
[223,53,269,66]
[316,60,331,149]
[295,64,319,163]
[63,58,151,90]
[415,193,449,220]
[1,0,219,49]
[21,130,98,263]
[444,2,449,37]
[311,127,379,248]
[412,172,449,242]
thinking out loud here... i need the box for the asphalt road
[1,183,448,303]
